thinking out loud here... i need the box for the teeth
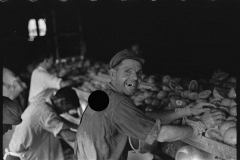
[126,83,136,87]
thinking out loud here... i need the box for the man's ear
[52,97,65,107]
[43,58,48,64]
[109,68,117,80]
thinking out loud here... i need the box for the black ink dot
[88,90,109,111]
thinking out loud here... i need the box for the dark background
[2,1,240,79]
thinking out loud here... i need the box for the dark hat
[3,96,22,125]
[109,49,145,69]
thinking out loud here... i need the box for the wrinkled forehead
[120,59,142,71]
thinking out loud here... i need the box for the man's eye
[137,72,142,76]
[125,70,131,74]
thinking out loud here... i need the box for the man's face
[3,124,12,135]
[113,59,142,96]
[52,97,77,115]
[46,56,54,70]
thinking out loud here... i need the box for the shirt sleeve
[112,97,161,145]
[41,71,62,90]
[39,109,69,137]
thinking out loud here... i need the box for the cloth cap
[3,96,22,125]
[109,49,145,69]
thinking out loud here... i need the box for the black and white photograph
[2,0,239,160]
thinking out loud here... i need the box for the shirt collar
[38,65,47,72]
[106,82,123,94]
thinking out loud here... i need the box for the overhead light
[29,0,38,2]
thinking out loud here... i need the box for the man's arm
[60,80,75,88]
[59,129,76,142]
[157,124,193,142]
[146,102,212,124]
[11,79,25,100]
[60,117,79,129]
[146,110,183,125]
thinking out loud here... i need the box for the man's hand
[59,129,76,142]
[60,112,80,125]
[21,82,27,89]
[201,109,226,129]
[190,102,214,116]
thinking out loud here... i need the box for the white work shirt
[9,98,68,160]
[28,66,62,104]
[3,67,19,99]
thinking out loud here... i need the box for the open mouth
[125,82,137,89]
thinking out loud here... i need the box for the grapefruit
[212,71,229,81]
[209,98,221,105]
[189,80,198,92]
[226,116,237,121]
[144,90,153,98]
[162,75,171,85]
[168,92,177,97]
[151,91,158,98]
[175,100,187,107]
[181,98,191,104]
[196,99,207,103]
[157,91,168,100]
[147,77,155,84]
[225,82,236,90]
[151,86,160,91]
[221,98,236,107]
[134,101,144,106]
[228,88,236,99]
[220,120,236,136]
[169,80,178,90]
[169,95,181,102]
[145,105,155,112]
[163,103,176,110]
[205,128,223,142]
[170,100,187,108]
[218,106,230,115]
[151,99,161,106]
[160,98,169,106]
[162,85,172,92]
[187,92,198,100]
[181,90,191,98]
[145,97,154,105]
[213,87,228,99]
[230,106,237,116]
[197,90,212,99]
[134,95,145,102]
[223,127,237,146]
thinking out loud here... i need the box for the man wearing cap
[3,96,22,135]
[8,87,80,160]
[76,49,211,160]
